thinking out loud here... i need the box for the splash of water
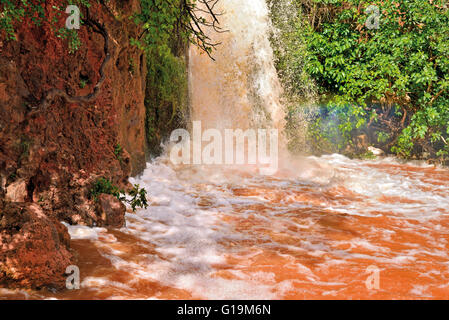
[189,0,285,132]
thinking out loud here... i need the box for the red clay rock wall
[0,0,147,225]
[0,0,148,288]
[0,202,74,289]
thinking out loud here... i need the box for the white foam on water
[62,223,109,241]
[67,151,447,300]
[75,161,284,299]
[2,152,448,300]
[314,154,449,219]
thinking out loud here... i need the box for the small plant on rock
[90,178,148,212]
[114,144,123,164]
[89,177,120,201]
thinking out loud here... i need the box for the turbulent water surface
[2,155,449,299]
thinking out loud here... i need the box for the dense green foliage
[131,0,191,52]
[137,0,189,116]
[275,0,449,161]
[132,0,189,151]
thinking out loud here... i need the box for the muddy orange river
[1,154,449,300]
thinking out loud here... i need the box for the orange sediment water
[2,155,449,300]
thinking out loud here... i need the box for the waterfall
[188,0,285,132]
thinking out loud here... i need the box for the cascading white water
[189,0,285,131]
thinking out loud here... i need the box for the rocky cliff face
[0,0,147,288]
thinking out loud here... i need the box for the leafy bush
[90,177,121,201]
[300,0,449,160]
[146,45,187,123]
[127,184,148,212]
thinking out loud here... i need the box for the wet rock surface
[97,193,126,228]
